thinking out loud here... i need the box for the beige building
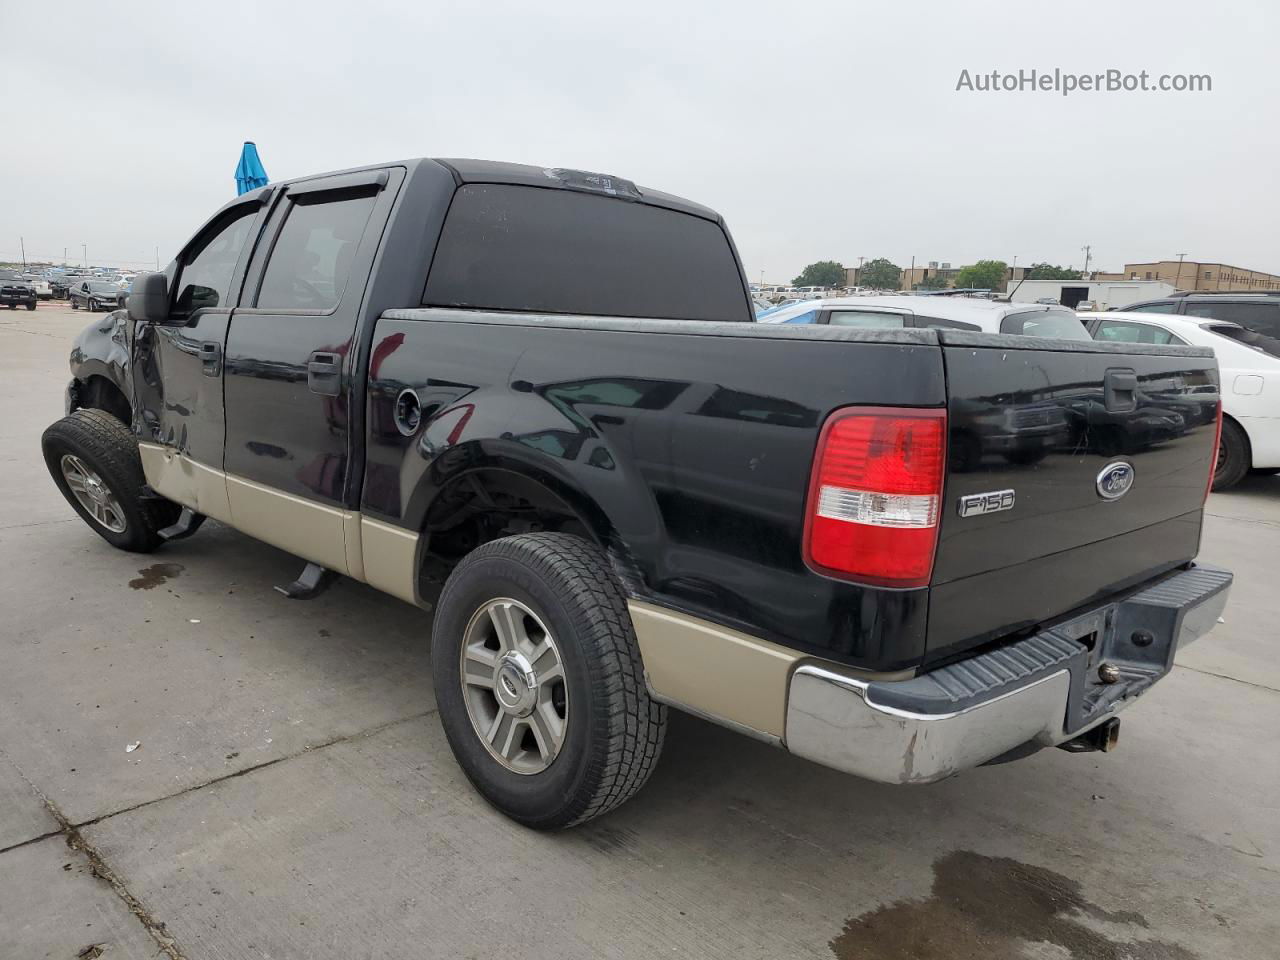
[1098,260,1280,292]
[845,262,1029,291]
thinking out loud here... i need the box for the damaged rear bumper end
[785,563,1232,784]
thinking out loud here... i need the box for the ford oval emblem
[1096,461,1135,500]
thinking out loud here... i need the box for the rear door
[927,334,1220,666]
[222,168,403,571]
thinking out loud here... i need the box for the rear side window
[424,184,748,321]
[1094,320,1186,345]
[1000,310,1091,340]
[826,310,905,329]
[1206,323,1280,358]
[1184,301,1280,338]
[1125,302,1177,314]
[256,191,377,311]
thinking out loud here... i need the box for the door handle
[199,341,221,378]
[307,351,342,397]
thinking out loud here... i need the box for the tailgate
[927,331,1219,667]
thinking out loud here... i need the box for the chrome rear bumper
[785,564,1232,784]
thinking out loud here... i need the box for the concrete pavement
[2,303,1277,959]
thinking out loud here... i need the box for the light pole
[1081,245,1092,278]
[82,243,87,269]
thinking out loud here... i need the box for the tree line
[790,259,1082,291]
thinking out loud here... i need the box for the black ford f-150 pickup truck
[43,158,1232,828]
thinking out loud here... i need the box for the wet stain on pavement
[128,562,184,590]
[830,851,1198,960]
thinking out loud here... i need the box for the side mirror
[127,272,169,324]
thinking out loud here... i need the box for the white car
[1081,311,1280,489]
[756,294,1093,339]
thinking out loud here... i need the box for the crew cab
[0,270,38,310]
[43,158,1232,829]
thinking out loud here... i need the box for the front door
[132,198,267,522]
[220,168,401,572]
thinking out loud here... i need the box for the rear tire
[431,533,666,829]
[25,301,36,311]
[41,409,181,552]
[1213,418,1250,491]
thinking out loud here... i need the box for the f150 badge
[957,489,1015,517]
[1096,461,1135,500]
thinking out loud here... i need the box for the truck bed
[364,311,1220,674]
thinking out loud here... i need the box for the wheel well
[1221,412,1253,462]
[78,376,131,425]
[417,469,605,599]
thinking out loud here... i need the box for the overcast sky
[3,0,1277,282]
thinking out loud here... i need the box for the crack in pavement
[74,708,437,832]
[0,744,187,959]
[1175,663,1280,694]
[0,517,75,532]
[0,707,436,957]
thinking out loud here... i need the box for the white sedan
[1081,311,1280,489]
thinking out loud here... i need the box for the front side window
[1095,320,1185,345]
[256,191,377,311]
[173,209,256,316]
[826,310,905,329]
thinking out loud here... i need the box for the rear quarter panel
[364,311,946,671]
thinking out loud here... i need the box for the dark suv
[1114,292,1280,339]
[0,270,38,311]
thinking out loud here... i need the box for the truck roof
[437,158,723,223]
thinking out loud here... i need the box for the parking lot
[1,302,1277,959]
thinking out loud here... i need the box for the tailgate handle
[1104,368,1137,412]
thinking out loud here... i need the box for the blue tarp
[234,142,269,195]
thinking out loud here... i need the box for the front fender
[69,310,131,400]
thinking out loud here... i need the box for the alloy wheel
[60,454,127,533]
[459,598,569,775]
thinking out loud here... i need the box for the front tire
[70,298,79,309]
[1213,418,1250,491]
[432,533,666,829]
[41,409,181,552]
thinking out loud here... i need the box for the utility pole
[82,243,87,269]
[1175,252,1187,291]
[63,247,67,267]
[1081,245,1092,279]
[909,255,915,292]
[19,236,26,271]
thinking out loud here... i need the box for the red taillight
[1205,400,1223,502]
[803,407,947,588]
